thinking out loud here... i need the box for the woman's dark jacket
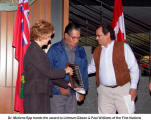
[23,41,68,113]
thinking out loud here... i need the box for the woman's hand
[64,67,73,75]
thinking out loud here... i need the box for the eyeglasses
[70,36,80,40]
[50,33,55,39]
[96,34,103,38]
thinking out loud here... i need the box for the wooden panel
[13,55,18,87]
[0,88,12,113]
[29,2,33,26]
[45,0,51,22]
[12,11,18,87]
[63,0,69,34]
[12,88,16,113]
[7,12,14,87]
[0,12,7,87]
[40,0,45,19]
[33,0,39,24]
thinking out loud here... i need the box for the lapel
[74,46,80,65]
[60,40,69,63]
[32,41,48,59]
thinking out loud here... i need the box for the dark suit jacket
[23,41,68,113]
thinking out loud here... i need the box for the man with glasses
[88,24,139,114]
[47,23,88,113]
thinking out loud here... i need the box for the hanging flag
[112,0,126,42]
[12,0,30,113]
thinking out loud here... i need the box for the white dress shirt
[88,41,139,89]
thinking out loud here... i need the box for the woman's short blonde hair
[30,20,54,41]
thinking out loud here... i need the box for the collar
[63,39,76,51]
[101,40,115,48]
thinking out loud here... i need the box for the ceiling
[71,0,151,6]
[70,0,151,27]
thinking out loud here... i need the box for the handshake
[64,66,73,75]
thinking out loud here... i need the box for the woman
[23,20,72,113]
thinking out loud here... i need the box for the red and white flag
[112,0,126,42]
[12,0,30,113]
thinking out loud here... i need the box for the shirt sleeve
[88,57,96,74]
[124,43,139,89]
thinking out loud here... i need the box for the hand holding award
[66,64,86,94]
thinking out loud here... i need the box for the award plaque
[67,64,84,89]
